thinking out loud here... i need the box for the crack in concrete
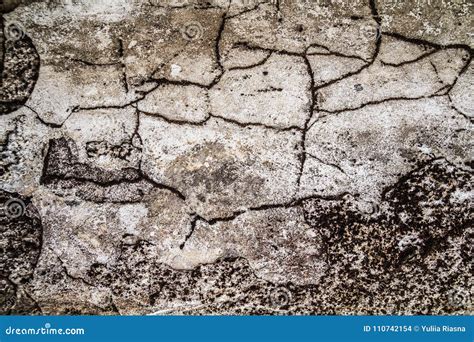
[1,0,472,315]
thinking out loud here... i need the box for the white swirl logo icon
[181,22,203,41]
[4,198,26,219]
[5,21,26,42]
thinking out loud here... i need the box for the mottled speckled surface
[0,0,472,315]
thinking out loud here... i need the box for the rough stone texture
[0,0,472,315]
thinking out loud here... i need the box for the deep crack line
[316,93,449,116]
[306,153,347,175]
[179,191,353,249]
[40,137,186,201]
[228,51,273,71]
[215,13,227,74]
[117,37,129,94]
[137,108,303,132]
[296,55,317,188]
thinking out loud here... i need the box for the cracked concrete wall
[0,0,472,315]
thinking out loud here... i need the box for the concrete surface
[0,0,472,315]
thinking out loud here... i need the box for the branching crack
[40,137,186,202]
[306,153,347,175]
[228,51,272,71]
[296,55,316,188]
